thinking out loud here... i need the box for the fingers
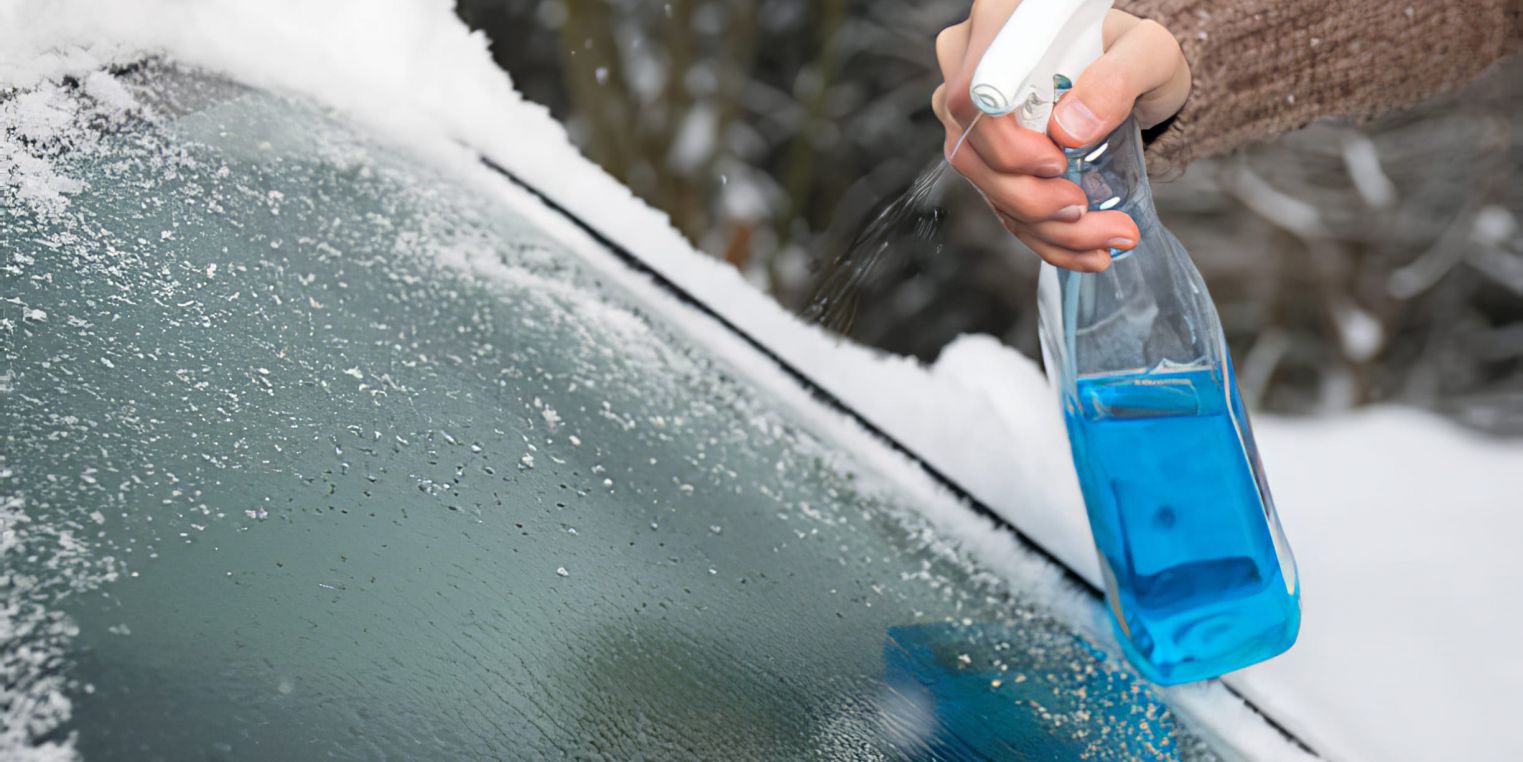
[1026,210,1140,251]
[1004,218,1115,272]
[1128,20,1191,129]
[935,18,973,125]
[934,19,970,86]
[948,129,1139,246]
[966,114,1065,176]
[948,145,1087,222]
[937,87,1064,180]
[933,0,1062,177]
[1049,15,1188,147]
[931,3,1166,274]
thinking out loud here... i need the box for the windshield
[1,65,1221,760]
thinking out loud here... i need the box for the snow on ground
[1240,410,1523,762]
[4,1,1521,760]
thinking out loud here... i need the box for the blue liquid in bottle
[1064,366,1300,684]
[966,1,1301,685]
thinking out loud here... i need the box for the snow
[1472,204,1517,246]
[3,1,1520,760]
[0,495,90,762]
[667,102,719,174]
[0,88,89,213]
[1339,133,1396,209]
[1236,409,1523,761]
[1332,302,1384,363]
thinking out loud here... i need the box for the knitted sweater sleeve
[1114,0,1523,169]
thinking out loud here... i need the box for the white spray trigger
[968,0,1113,131]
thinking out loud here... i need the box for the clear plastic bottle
[970,0,1300,683]
[1038,106,1300,684]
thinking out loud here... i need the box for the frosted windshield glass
[1,67,1222,760]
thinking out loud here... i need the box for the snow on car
[3,1,1520,760]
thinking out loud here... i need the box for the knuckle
[992,180,1042,220]
[946,87,973,120]
[987,193,1025,220]
[983,143,1023,174]
[1090,59,1136,103]
[1137,19,1181,56]
[982,131,1043,174]
[935,22,967,64]
[934,28,952,62]
[1054,178,1088,205]
[1031,179,1085,215]
[1039,250,1074,268]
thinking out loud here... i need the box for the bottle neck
[1062,116,1161,251]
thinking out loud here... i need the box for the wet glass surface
[1,67,1222,760]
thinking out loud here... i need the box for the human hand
[931,2,1191,272]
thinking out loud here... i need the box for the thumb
[1048,17,1184,148]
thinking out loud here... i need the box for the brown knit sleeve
[1114,0,1522,170]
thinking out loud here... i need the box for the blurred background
[454,0,1523,432]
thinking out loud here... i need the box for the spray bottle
[970,0,1300,684]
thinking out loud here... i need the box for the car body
[0,55,1310,761]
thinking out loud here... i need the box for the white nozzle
[969,0,1112,129]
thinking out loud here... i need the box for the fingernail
[1037,161,1065,177]
[1107,237,1136,250]
[1053,205,1085,222]
[1054,98,1103,143]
